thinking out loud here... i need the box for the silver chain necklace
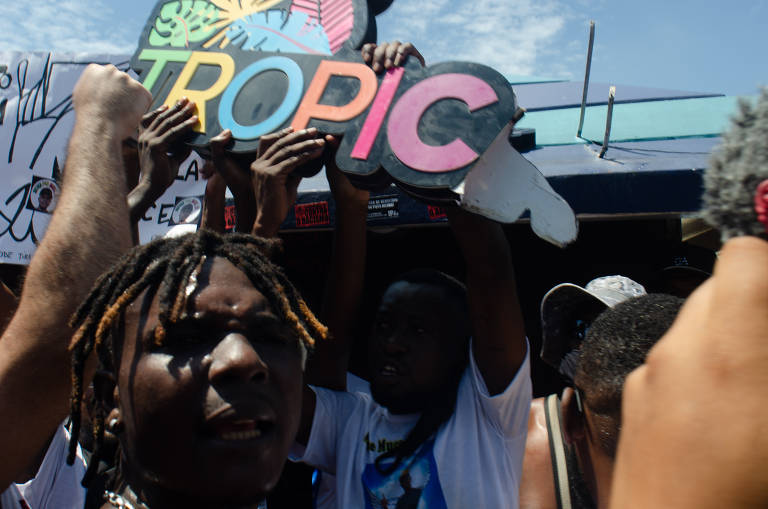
[104,488,269,508]
[104,490,150,509]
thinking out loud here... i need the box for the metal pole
[577,21,595,138]
[599,86,616,158]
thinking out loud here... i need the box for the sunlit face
[367,281,469,414]
[115,257,304,505]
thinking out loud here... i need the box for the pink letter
[350,67,404,160]
[387,74,498,173]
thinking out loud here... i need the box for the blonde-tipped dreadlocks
[66,229,327,486]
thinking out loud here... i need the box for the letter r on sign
[164,51,236,133]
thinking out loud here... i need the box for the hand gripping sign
[131,0,578,246]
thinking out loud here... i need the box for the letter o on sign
[218,56,305,140]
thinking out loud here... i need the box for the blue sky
[1,0,765,96]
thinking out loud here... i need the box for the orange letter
[291,61,378,130]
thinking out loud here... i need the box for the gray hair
[702,88,768,241]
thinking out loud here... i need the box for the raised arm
[209,129,258,232]
[305,40,423,391]
[304,141,369,390]
[245,127,326,445]
[611,237,768,509]
[200,162,227,233]
[0,64,150,487]
[296,40,426,442]
[446,207,526,395]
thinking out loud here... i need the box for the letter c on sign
[387,74,499,173]
[218,56,304,140]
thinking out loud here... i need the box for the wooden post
[577,21,595,138]
[599,86,616,158]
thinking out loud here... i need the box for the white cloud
[376,0,573,78]
[0,0,136,54]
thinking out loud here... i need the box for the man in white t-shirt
[291,203,531,508]
[313,372,371,509]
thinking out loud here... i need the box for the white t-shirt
[0,423,87,509]
[315,373,371,509]
[294,344,532,509]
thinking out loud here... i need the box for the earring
[107,417,124,433]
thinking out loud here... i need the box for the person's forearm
[232,187,257,233]
[447,207,514,280]
[42,118,133,289]
[307,201,368,389]
[0,117,132,486]
[446,207,526,395]
[127,180,160,225]
[127,181,159,244]
[201,177,226,233]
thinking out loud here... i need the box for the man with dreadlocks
[66,229,327,508]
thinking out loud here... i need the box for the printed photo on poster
[26,177,60,214]
[169,196,203,226]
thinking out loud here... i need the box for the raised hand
[137,98,196,193]
[209,129,257,232]
[251,127,325,237]
[72,64,151,141]
[128,98,197,223]
[361,41,425,73]
[0,64,147,488]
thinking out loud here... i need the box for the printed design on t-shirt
[361,438,447,509]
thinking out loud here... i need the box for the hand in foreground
[361,41,425,73]
[251,127,325,236]
[612,236,768,509]
[72,64,151,141]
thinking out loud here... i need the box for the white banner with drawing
[0,51,205,265]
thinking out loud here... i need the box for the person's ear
[561,387,586,445]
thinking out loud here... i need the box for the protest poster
[0,51,206,264]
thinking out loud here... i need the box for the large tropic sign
[131,0,578,244]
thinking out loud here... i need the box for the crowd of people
[0,41,766,509]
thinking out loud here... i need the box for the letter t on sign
[163,51,236,133]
